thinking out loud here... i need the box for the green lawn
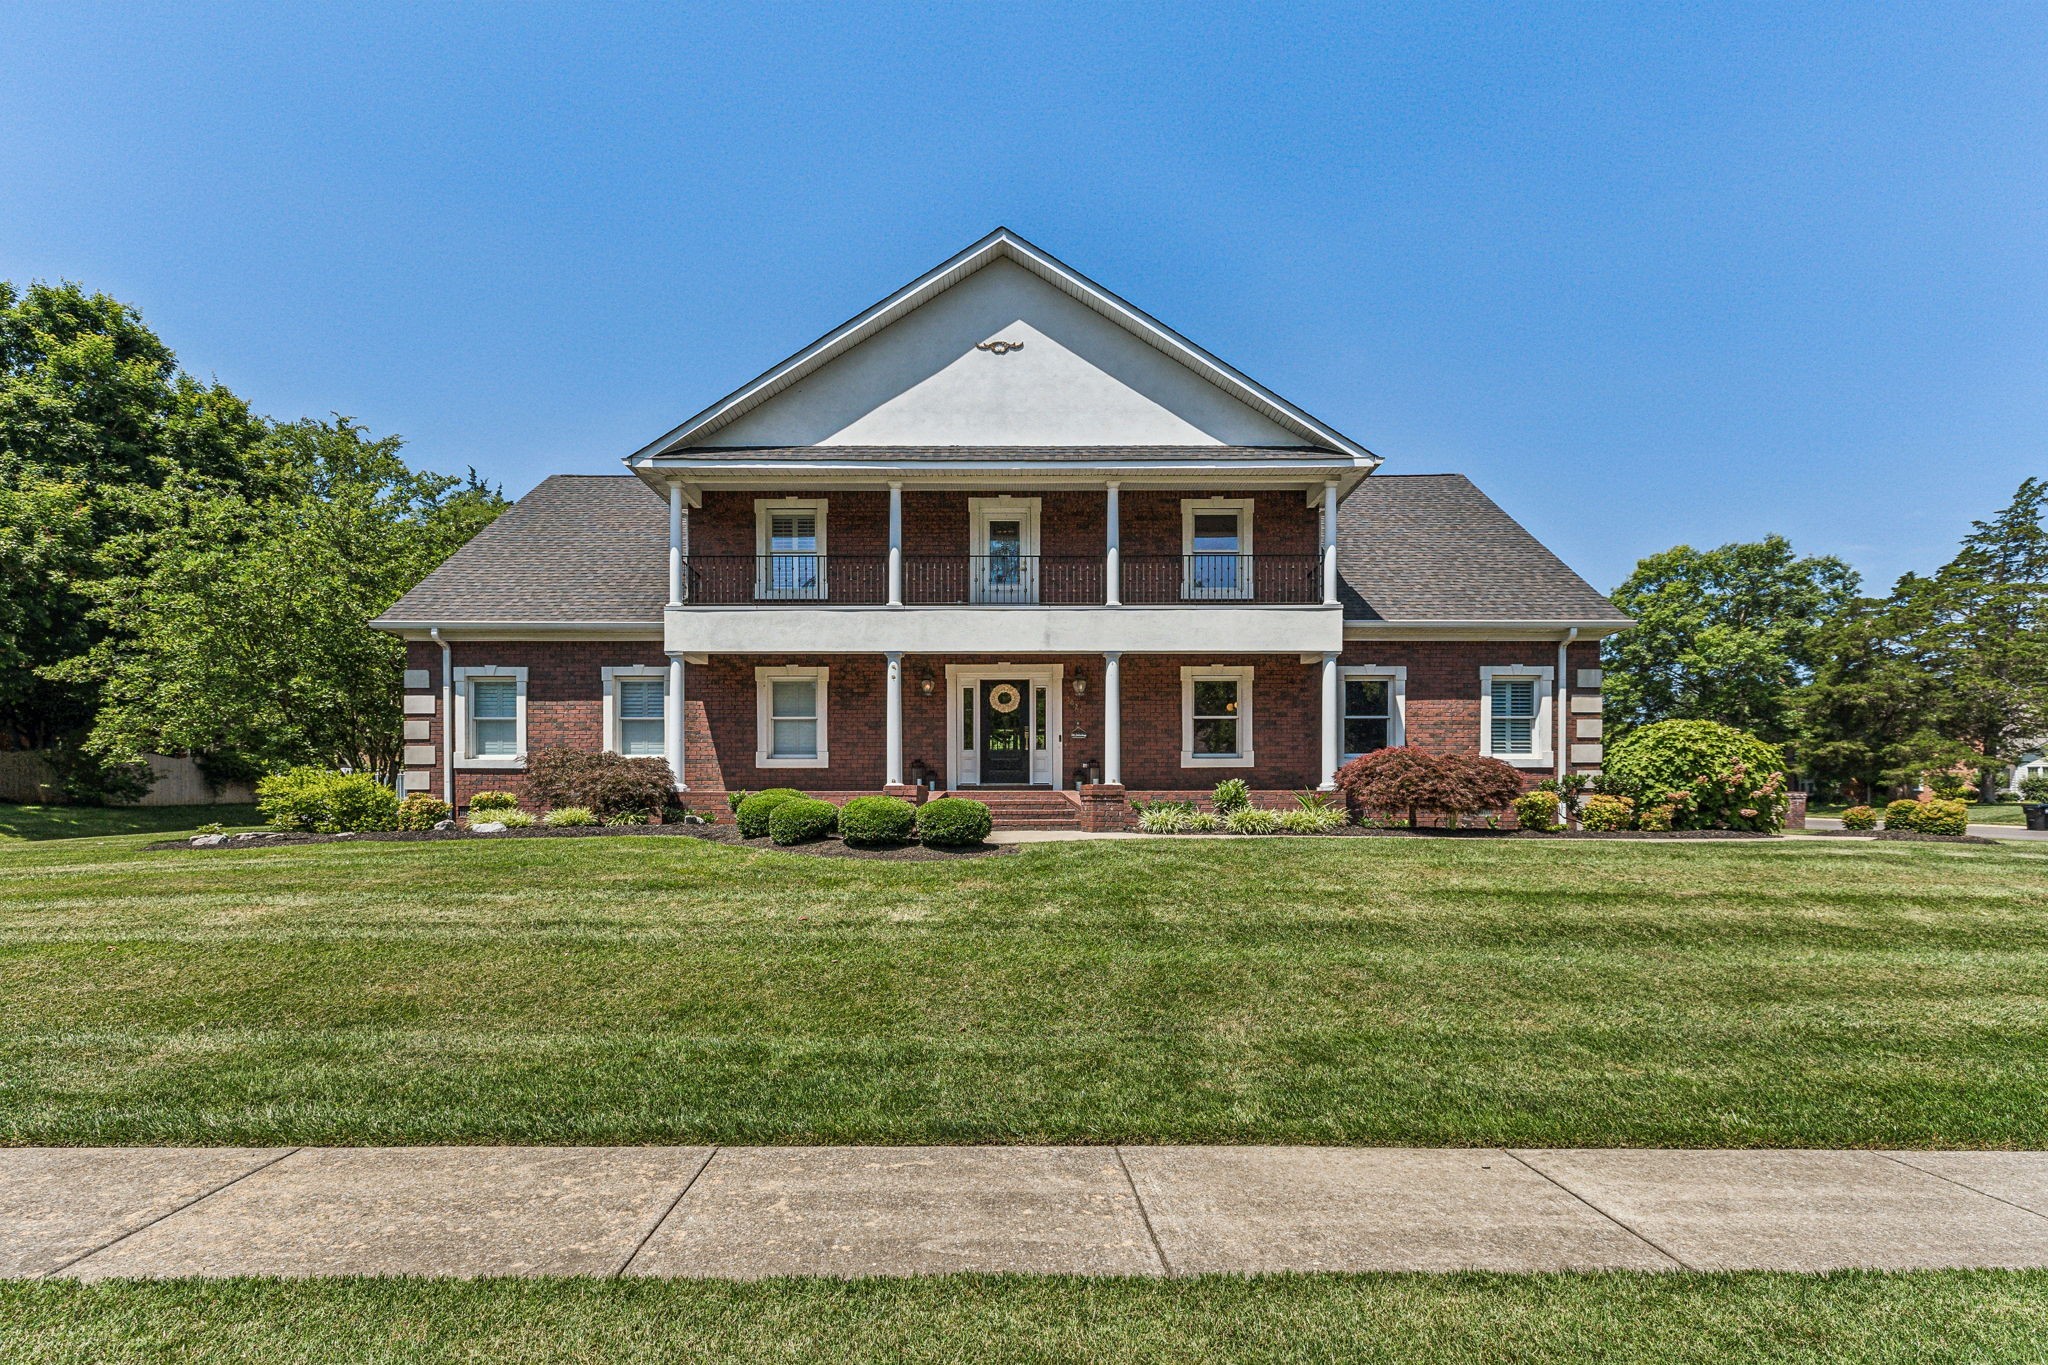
[5,1273,2047,1364]
[3,826,2046,1148]
[1808,801,2025,826]
[0,802,261,842]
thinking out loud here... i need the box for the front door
[978,680,1031,784]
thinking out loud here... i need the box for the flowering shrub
[1840,805,1878,831]
[1604,721,1789,832]
[1334,748,1524,830]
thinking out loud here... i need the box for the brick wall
[402,637,1607,809]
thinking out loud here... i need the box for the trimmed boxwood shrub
[1604,720,1789,832]
[396,793,452,830]
[915,796,992,846]
[1578,794,1634,832]
[768,797,839,845]
[1887,798,1968,835]
[256,767,401,833]
[839,795,917,845]
[1841,805,1879,831]
[468,791,520,813]
[736,788,806,838]
[1511,790,1560,832]
[1883,799,1924,831]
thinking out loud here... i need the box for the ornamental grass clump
[1604,720,1789,832]
[542,806,598,828]
[914,796,992,847]
[256,767,401,833]
[768,797,839,845]
[1333,747,1523,830]
[735,788,806,839]
[1225,807,1281,834]
[492,809,537,829]
[837,795,917,845]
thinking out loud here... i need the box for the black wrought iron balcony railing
[677,553,1322,605]
[1120,554,1321,605]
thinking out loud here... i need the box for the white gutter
[431,626,453,805]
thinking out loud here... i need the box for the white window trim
[1479,664,1555,769]
[968,496,1042,604]
[601,665,669,758]
[1181,497,1256,601]
[1180,664,1255,769]
[1341,663,1407,757]
[451,665,528,770]
[754,497,829,601]
[756,664,830,768]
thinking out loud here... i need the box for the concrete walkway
[8,1146,2048,1280]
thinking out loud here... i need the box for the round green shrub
[2019,774,2048,804]
[1889,798,1967,835]
[543,806,598,828]
[256,767,401,833]
[1511,790,1560,832]
[838,795,916,845]
[396,793,452,831]
[1578,794,1634,832]
[1883,799,1924,831]
[1841,804,1879,831]
[468,791,520,814]
[735,788,806,839]
[768,797,839,845]
[1603,720,1789,832]
[914,796,992,846]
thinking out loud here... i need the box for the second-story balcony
[682,553,1323,606]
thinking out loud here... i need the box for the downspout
[1555,627,1579,782]
[432,627,453,806]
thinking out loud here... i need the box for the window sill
[756,754,831,769]
[1489,754,1553,769]
[455,756,525,770]
[1180,753,1255,769]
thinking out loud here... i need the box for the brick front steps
[950,788,1083,830]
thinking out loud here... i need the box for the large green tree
[56,417,505,782]
[0,281,265,747]
[1602,536,1860,744]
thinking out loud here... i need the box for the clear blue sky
[4,2,2042,592]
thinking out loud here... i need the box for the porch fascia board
[665,604,1343,655]
[636,461,1369,497]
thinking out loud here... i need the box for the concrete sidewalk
[8,1146,2048,1280]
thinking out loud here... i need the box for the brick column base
[1078,783,1129,832]
[1786,791,1808,830]
[884,784,927,804]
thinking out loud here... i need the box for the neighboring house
[2009,747,2047,793]
[372,229,1629,827]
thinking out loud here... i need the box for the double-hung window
[1341,666,1406,756]
[452,666,527,768]
[1180,665,1255,768]
[603,667,669,758]
[756,666,829,768]
[1480,666,1553,768]
[756,499,827,600]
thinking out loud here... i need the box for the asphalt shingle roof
[373,470,1626,627]
[1337,474,1626,623]
[372,475,669,624]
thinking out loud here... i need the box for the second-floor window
[1183,499,1254,600]
[756,499,827,599]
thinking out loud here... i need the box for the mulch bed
[1805,829,2006,845]
[147,823,1011,860]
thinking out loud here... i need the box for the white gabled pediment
[633,229,1374,461]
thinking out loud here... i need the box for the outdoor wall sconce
[917,673,936,696]
[1072,671,1088,696]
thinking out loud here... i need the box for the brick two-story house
[373,229,1629,828]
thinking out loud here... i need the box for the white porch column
[668,481,684,607]
[1102,651,1122,786]
[884,650,904,787]
[1319,650,1340,790]
[887,481,904,607]
[666,652,687,790]
[1105,481,1121,607]
[1322,480,1340,607]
